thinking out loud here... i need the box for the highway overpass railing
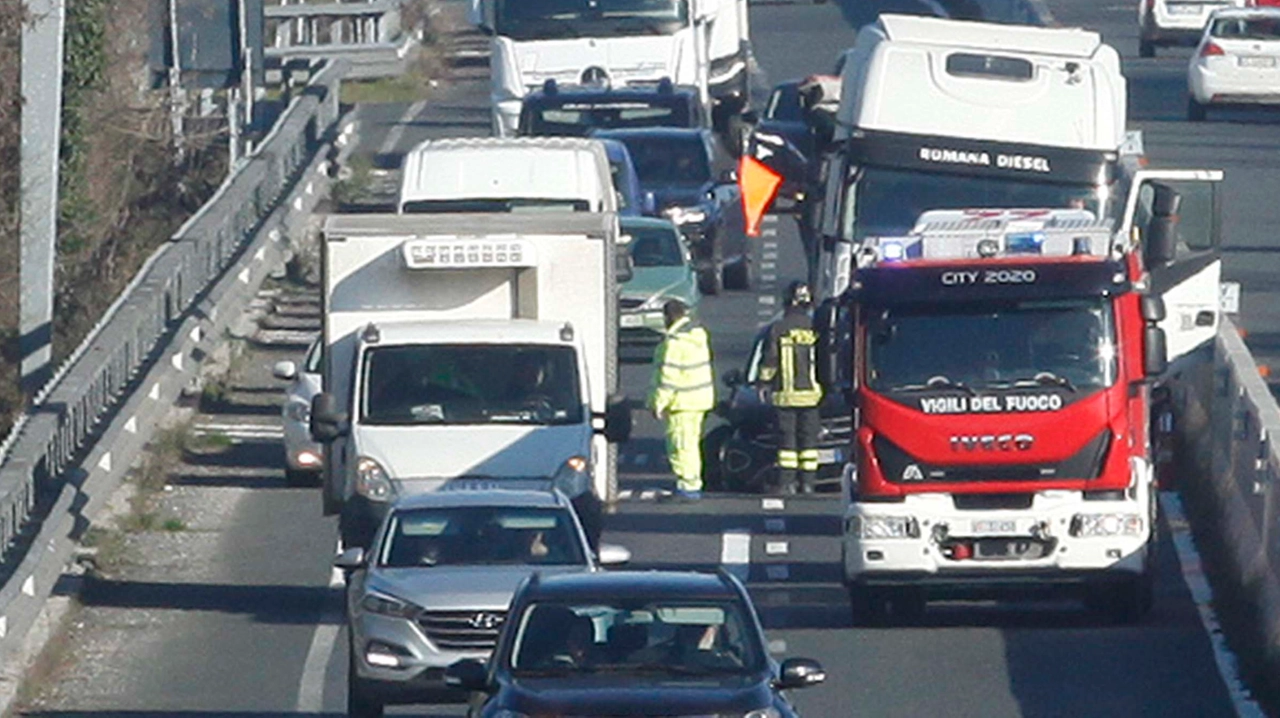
[266,0,418,80]
[1179,318,1280,680]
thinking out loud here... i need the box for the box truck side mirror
[310,393,349,442]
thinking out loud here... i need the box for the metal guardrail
[0,59,346,564]
[266,0,417,80]
[1181,317,1280,678]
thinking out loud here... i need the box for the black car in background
[703,324,853,494]
[593,127,751,295]
[518,80,707,137]
[445,570,826,718]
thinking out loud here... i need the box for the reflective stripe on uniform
[799,448,820,471]
[777,449,799,469]
[775,328,822,408]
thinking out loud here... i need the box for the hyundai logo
[469,612,504,630]
[949,434,1034,452]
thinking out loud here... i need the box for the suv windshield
[866,299,1116,393]
[524,100,692,136]
[848,167,1106,241]
[361,344,583,426]
[509,600,763,676]
[612,135,710,186]
[623,223,684,267]
[496,0,688,41]
[380,506,586,567]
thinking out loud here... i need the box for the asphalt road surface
[18,0,1280,715]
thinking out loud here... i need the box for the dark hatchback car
[593,127,751,295]
[518,80,707,138]
[445,570,826,718]
[704,324,852,494]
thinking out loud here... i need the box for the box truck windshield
[865,299,1116,395]
[848,169,1108,241]
[495,0,689,40]
[360,344,584,426]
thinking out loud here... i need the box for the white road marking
[1161,492,1267,718]
[758,296,776,305]
[766,541,789,555]
[721,530,752,581]
[296,623,341,713]
[764,215,778,224]
[762,498,785,511]
[761,261,777,271]
[618,489,634,499]
[763,228,778,237]
[762,273,777,282]
[380,99,430,157]
[763,251,779,261]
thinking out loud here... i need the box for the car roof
[522,570,740,601]
[390,489,569,511]
[1209,6,1280,19]
[592,127,708,140]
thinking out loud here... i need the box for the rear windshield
[1211,16,1280,40]
[523,101,692,136]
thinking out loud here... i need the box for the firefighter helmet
[785,280,813,307]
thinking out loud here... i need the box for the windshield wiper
[596,662,745,676]
[610,16,669,35]
[1009,372,1077,393]
[891,375,976,396]
[512,666,592,677]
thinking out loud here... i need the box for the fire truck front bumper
[841,490,1151,590]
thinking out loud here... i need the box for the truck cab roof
[835,15,1125,151]
[398,137,616,214]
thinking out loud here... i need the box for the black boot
[799,472,816,495]
[778,468,797,495]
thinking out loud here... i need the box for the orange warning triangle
[738,155,783,238]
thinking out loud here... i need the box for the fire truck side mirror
[1145,183,1181,268]
[1144,326,1169,377]
[1140,295,1166,323]
[815,299,840,389]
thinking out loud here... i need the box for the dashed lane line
[296,623,340,713]
[378,99,430,158]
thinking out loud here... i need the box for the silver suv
[334,489,630,718]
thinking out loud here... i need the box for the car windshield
[612,135,710,186]
[495,0,688,41]
[848,167,1106,241]
[361,344,583,426]
[509,600,763,676]
[380,506,586,567]
[865,299,1116,393]
[525,101,692,136]
[1211,16,1280,40]
[623,223,684,267]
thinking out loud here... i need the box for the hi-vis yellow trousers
[665,410,707,492]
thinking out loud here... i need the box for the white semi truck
[474,0,752,137]
[310,210,630,549]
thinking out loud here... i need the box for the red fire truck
[816,204,1219,624]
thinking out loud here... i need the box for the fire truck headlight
[851,515,920,539]
[1070,513,1143,537]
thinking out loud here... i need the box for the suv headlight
[356,456,395,502]
[849,515,920,539]
[1070,513,1144,537]
[664,206,708,225]
[359,590,420,619]
[552,456,591,498]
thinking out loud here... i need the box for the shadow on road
[78,578,344,626]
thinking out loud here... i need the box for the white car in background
[1140,0,1246,57]
[272,339,323,486]
[1188,7,1280,120]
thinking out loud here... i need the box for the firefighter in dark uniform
[758,281,824,494]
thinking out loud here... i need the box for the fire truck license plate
[972,519,1018,535]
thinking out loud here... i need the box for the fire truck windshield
[865,299,1116,395]
[495,0,689,41]
[847,168,1107,241]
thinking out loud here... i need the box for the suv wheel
[348,642,385,718]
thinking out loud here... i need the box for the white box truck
[310,212,630,550]
[473,0,752,137]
